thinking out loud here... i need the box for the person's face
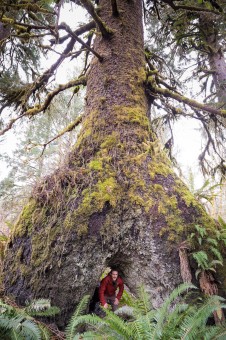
[111,271,118,281]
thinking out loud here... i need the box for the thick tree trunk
[4,0,225,327]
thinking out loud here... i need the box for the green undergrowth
[66,284,226,339]
[0,297,60,339]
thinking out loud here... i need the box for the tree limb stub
[79,0,113,38]
[111,0,119,17]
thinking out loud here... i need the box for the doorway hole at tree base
[89,253,132,313]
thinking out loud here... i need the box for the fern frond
[7,329,24,340]
[160,306,192,339]
[197,179,211,191]
[73,330,108,339]
[210,260,223,267]
[212,329,226,339]
[204,325,226,340]
[104,309,133,338]
[207,238,218,247]
[179,295,226,340]
[152,283,196,338]
[210,246,223,262]
[0,315,41,340]
[25,298,60,316]
[0,299,15,313]
[65,295,90,339]
[131,313,156,339]
[28,306,60,317]
[74,295,90,318]
[0,315,24,331]
[120,290,135,307]
[65,313,104,340]
[130,318,147,339]
[20,319,41,340]
[26,299,51,311]
[38,324,51,340]
[0,299,52,339]
[134,285,152,315]
[162,302,189,331]
[192,251,209,269]
[195,225,207,238]
[161,283,196,311]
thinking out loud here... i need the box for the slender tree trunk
[4,0,226,327]
[199,13,226,106]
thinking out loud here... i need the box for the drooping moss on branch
[0,77,86,137]
[151,83,226,117]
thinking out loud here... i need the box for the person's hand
[103,303,108,309]
[114,298,119,305]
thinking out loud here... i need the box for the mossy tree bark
[4,0,226,327]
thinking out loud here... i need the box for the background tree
[145,0,226,176]
[1,0,226,327]
[211,183,226,220]
[0,90,83,230]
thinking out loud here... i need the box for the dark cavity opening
[89,253,132,313]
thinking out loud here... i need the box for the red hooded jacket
[99,274,124,306]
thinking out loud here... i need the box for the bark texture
[4,0,226,327]
[200,13,226,106]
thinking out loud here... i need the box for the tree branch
[0,77,86,136]
[0,3,55,14]
[19,21,93,109]
[61,23,103,62]
[24,76,87,117]
[160,0,222,14]
[1,17,54,31]
[50,21,96,45]
[79,0,113,38]
[40,115,83,156]
[148,79,226,117]
[0,21,95,122]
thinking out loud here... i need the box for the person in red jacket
[99,269,124,311]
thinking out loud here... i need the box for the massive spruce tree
[2,0,226,326]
